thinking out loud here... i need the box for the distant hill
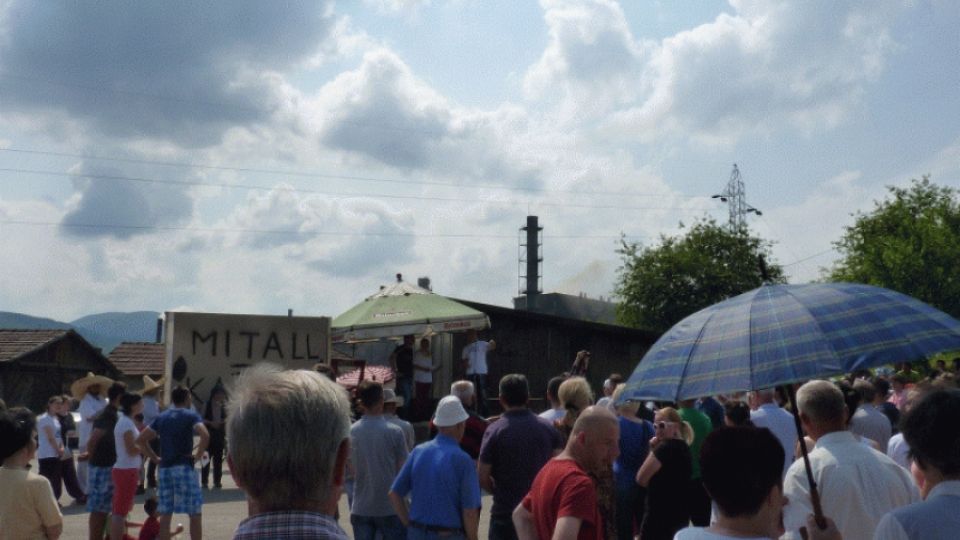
[0,312,72,330]
[0,310,160,353]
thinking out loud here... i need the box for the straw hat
[139,375,165,395]
[71,372,114,400]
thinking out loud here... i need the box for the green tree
[828,176,960,318]
[614,219,785,333]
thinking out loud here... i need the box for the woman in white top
[36,396,65,501]
[110,393,143,540]
[412,337,437,420]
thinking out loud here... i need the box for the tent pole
[783,384,827,530]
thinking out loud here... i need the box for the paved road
[59,466,494,539]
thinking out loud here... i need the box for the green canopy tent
[331,279,490,343]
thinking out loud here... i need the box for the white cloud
[0,0,945,326]
[0,1,338,147]
[526,0,904,144]
[363,0,433,16]
[59,162,194,239]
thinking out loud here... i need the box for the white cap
[433,395,469,427]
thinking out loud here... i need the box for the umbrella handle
[784,385,828,531]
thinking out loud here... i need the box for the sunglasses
[655,421,676,430]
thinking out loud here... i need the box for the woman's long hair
[657,406,695,445]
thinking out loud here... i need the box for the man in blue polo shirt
[390,395,482,540]
[137,386,210,540]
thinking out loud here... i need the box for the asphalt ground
[56,461,495,539]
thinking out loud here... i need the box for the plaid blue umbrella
[622,282,960,402]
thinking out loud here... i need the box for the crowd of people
[1,351,959,540]
[0,373,219,539]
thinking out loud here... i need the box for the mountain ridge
[0,310,161,353]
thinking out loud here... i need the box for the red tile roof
[108,342,165,376]
[0,329,70,362]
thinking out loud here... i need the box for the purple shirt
[479,408,563,515]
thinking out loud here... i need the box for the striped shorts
[158,464,203,515]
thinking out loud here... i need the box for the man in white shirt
[72,372,112,493]
[781,380,919,540]
[676,426,842,540]
[538,376,566,423]
[749,388,798,477]
[848,379,893,451]
[874,388,960,540]
[461,329,496,417]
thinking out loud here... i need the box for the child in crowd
[138,497,184,540]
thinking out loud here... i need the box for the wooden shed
[454,300,659,412]
[0,329,119,411]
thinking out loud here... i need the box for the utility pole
[712,164,761,231]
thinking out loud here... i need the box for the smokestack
[520,215,542,310]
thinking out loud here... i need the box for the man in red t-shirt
[513,406,620,540]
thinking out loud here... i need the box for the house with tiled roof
[0,329,119,411]
[107,341,165,389]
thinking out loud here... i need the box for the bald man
[513,406,619,540]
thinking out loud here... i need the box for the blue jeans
[408,526,465,540]
[351,514,406,540]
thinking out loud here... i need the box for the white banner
[163,312,330,407]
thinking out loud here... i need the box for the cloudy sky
[1,0,957,322]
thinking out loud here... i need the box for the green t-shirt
[679,406,713,479]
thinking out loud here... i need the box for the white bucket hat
[433,395,469,427]
[383,388,405,407]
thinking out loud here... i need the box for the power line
[782,247,837,268]
[0,218,648,241]
[0,167,717,213]
[0,147,712,200]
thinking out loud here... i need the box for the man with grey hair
[749,387,797,476]
[449,380,488,460]
[229,365,352,540]
[781,380,918,540]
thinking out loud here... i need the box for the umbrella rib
[675,306,723,401]
[748,288,762,391]
[780,285,844,379]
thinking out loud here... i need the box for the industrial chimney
[519,215,543,310]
